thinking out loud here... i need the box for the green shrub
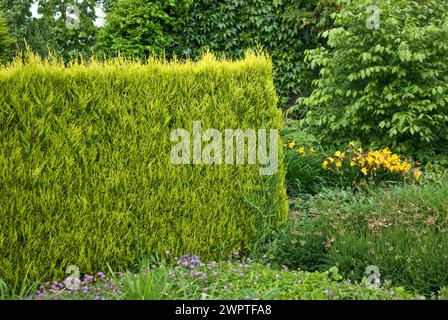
[0,51,288,286]
[300,0,448,160]
[269,183,448,295]
[96,0,193,59]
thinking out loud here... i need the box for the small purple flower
[203,287,208,293]
[282,265,288,271]
[297,280,303,285]
[175,254,204,270]
[239,273,244,278]
[97,272,106,280]
[275,274,281,280]
[94,296,104,300]
[83,274,94,284]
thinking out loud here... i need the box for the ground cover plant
[0,254,419,300]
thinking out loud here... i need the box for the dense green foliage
[97,0,338,105]
[300,0,448,160]
[0,52,288,286]
[179,0,338,105]
[264,183,448,295]
[96,0,193,59]
[0,0,101,60]
[36,0,100,60]
[0,12,12,63]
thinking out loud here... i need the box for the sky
[30,0,106,27]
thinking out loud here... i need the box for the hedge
[0,52,288,285]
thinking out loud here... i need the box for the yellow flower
[287,141,296,149]
[382,148,391,155]
[328,157,335,163]
[309,147,316,154]
[413,170,422,180]
[334,151,343,157]
[357,148,363,153]
[361,167,368,175]
[322,160,329,169]
[297,146,305,154]
[350,160,356,167]
[335,161,342,168]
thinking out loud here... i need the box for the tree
[301,0,448,160]
[0,11,13,63]
[0,0,101,60]
[36,0,101,60]
[96,0,193,60]
[0,0,33,53]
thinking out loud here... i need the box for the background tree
[97,0,338,106]
[36,0,100,60]
[0,0,101,60]
[300,0,448,160]
[96,0,193,60]
[0,11,13,63]
[0,0,33,52]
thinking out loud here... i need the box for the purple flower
[97,272,106,280]
[203,287,208,293]
[83,274,94,284]
[282,265,288,271]
[35,291,45,300]
[297,280,303,285]
[175,254,204,270]
[275,274,281,280]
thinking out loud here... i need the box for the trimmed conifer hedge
[0,52,288,285]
